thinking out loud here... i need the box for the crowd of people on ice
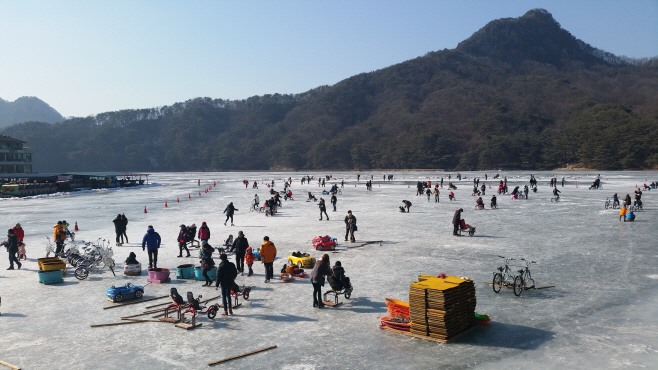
[2,173,648,312]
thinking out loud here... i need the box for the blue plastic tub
[38,269,63,285]
[177,264,195,279]
[194,266,216,281]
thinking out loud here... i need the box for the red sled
[312,235,337,251]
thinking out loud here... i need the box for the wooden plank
[483,282,554,290]
[103,295,169,309]
[120,307,169,319]
[159,317,180,323]
[145,301,174,309]
[322,301,342,307]
[208,345,278,366]
[347,240,383,249]
[0,360,21,370]
[121,318,163,323]
[91,321,152,328]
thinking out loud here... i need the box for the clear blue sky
[1,1,656,118]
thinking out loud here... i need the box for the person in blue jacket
[142,225,161,269]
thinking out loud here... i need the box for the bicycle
[492,256,515,293]
[605,198,619,209]
[513,258,536,296]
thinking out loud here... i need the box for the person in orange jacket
[244,246,255,276]
[259,236,277,283]
[53,221,66,255]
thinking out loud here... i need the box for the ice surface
[1,171,657,369]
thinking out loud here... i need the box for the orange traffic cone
[74,221,79,231]
[636,184,637,188]
[188,194,191,199]
[177,197,180,203]
[165,201,168,208]
[199,192,201,197]
[144,206,147,213]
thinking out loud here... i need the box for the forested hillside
[4,9,658,172]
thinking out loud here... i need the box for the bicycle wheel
[75,267,89,280]
[524,271,535,289]
[513,276,524,296]
[492,273,503,293]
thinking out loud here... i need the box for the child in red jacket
[245,247,255,276]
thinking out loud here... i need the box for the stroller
[323,262,353,305]
[589,179,602,190]
[458,219,476,236]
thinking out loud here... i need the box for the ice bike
[492,256,516,293]
[513,258,536,296]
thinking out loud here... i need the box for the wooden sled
[175,321,202,330]
[484,282,555,290]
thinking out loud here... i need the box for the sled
[321,301,342,307]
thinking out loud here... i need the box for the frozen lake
[1,171,657,369]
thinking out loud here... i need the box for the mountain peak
[456,9,603,68]
[0,96,64,128]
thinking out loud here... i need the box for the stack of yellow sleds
[409,275,476,341]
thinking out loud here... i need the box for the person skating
[452,209,463,236]
[201,244,216,287]
[177,224,191,257]
[318,198,329,220]
[6,229,20,270]
[53,221,66,256]
[426,188,431,201]
[310,254,331,308]
[13,223,25,260]
[223,202,238,226]
[331,194,337,212]
[198,221,210,245]
[491,194,497,208]
[120,214,129,244]
[112,214,124,246]
[433,188,440,203]
[232,231,249,274]
[141,225,161,269]
[344,211,357,242]
[553,187,561,199]
[245,246,255,276]
[214,253,238,315]
[523,185,529,199]
[260,236,277,283]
